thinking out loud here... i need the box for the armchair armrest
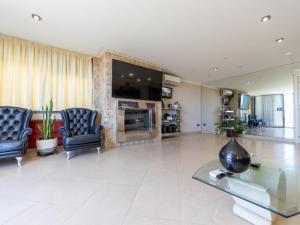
[20,128,32,139]
[94,125,104,135]
[58,127,70,137]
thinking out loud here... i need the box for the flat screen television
[240,94,251,110]
[162,86,172,98]
[112,59,162,101]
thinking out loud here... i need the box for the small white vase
[36,138,58,154]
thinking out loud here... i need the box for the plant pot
[36,138,58,155]
[226,129,237,137]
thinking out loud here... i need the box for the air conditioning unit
[162,74,181,86]
[222,89,233,96]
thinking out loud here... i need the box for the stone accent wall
[93,52,162,148]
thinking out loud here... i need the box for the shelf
[162,120,181,123]
[161,106,181,138]
[162,132,181,138]
[162,108,181,111]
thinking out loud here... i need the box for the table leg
[232,197,275,225]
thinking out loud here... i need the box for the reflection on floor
[246,127,294,140]
[0,133,300,225]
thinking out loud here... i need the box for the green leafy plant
[38,99,55,140]
[215,117,247,137]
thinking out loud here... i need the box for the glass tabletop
[192,159,300,218]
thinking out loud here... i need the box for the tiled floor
[246,127,294,140]
[0,133,300,225]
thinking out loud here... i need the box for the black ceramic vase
[219,138,251,173]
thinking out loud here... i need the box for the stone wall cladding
[93,52,162,148]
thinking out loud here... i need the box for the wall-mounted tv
[162,86,172,98]
[112,59,162,101]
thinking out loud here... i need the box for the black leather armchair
[59,108,103,159]
[0,106,32,166]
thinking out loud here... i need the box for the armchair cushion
[0,140,25,153]
[64,134,101,146]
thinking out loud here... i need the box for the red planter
[28,120,64,148]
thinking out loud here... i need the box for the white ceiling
[0,0,300,83]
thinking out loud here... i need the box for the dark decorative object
[219,138,251,173]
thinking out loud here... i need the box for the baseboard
[242,134,295,143]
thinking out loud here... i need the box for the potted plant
[36,99,57,156]
[215,117,247,137]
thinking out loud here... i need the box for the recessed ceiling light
[213,67,219,72]
[276,38,284,43]
[137,78,141,82]
[285,52,292,56]
[129,73,134,77]
[32,14,42,22]
[261,15,271,22]
[147,77,151,81]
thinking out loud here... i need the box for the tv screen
[240,94,250,110]
[162,86,172,98]
[112,60,162,101]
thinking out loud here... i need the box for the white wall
[162,82,221,134]
[163,81,202,133]
[201,86,221,133]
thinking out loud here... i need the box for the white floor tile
[3,203,76,225]
[129,185,181,221]
[25,177,102,207]
[63,183,138,225]
[0,197,34,224]
[123,216,181,225]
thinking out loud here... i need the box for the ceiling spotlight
[261,15,271,22]
[129,73,134,77]
[32,14,42,22]
[276,38,284,43]
[121,74,124,78]
[213,67,219,72]
[137,78,141,82]
[147,77,151,81]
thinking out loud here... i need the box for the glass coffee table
[192,159,300,225]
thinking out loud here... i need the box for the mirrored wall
[205,63,300,141]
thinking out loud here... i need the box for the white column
[293,70,300,143]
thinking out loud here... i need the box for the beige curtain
[0,34,93,110]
